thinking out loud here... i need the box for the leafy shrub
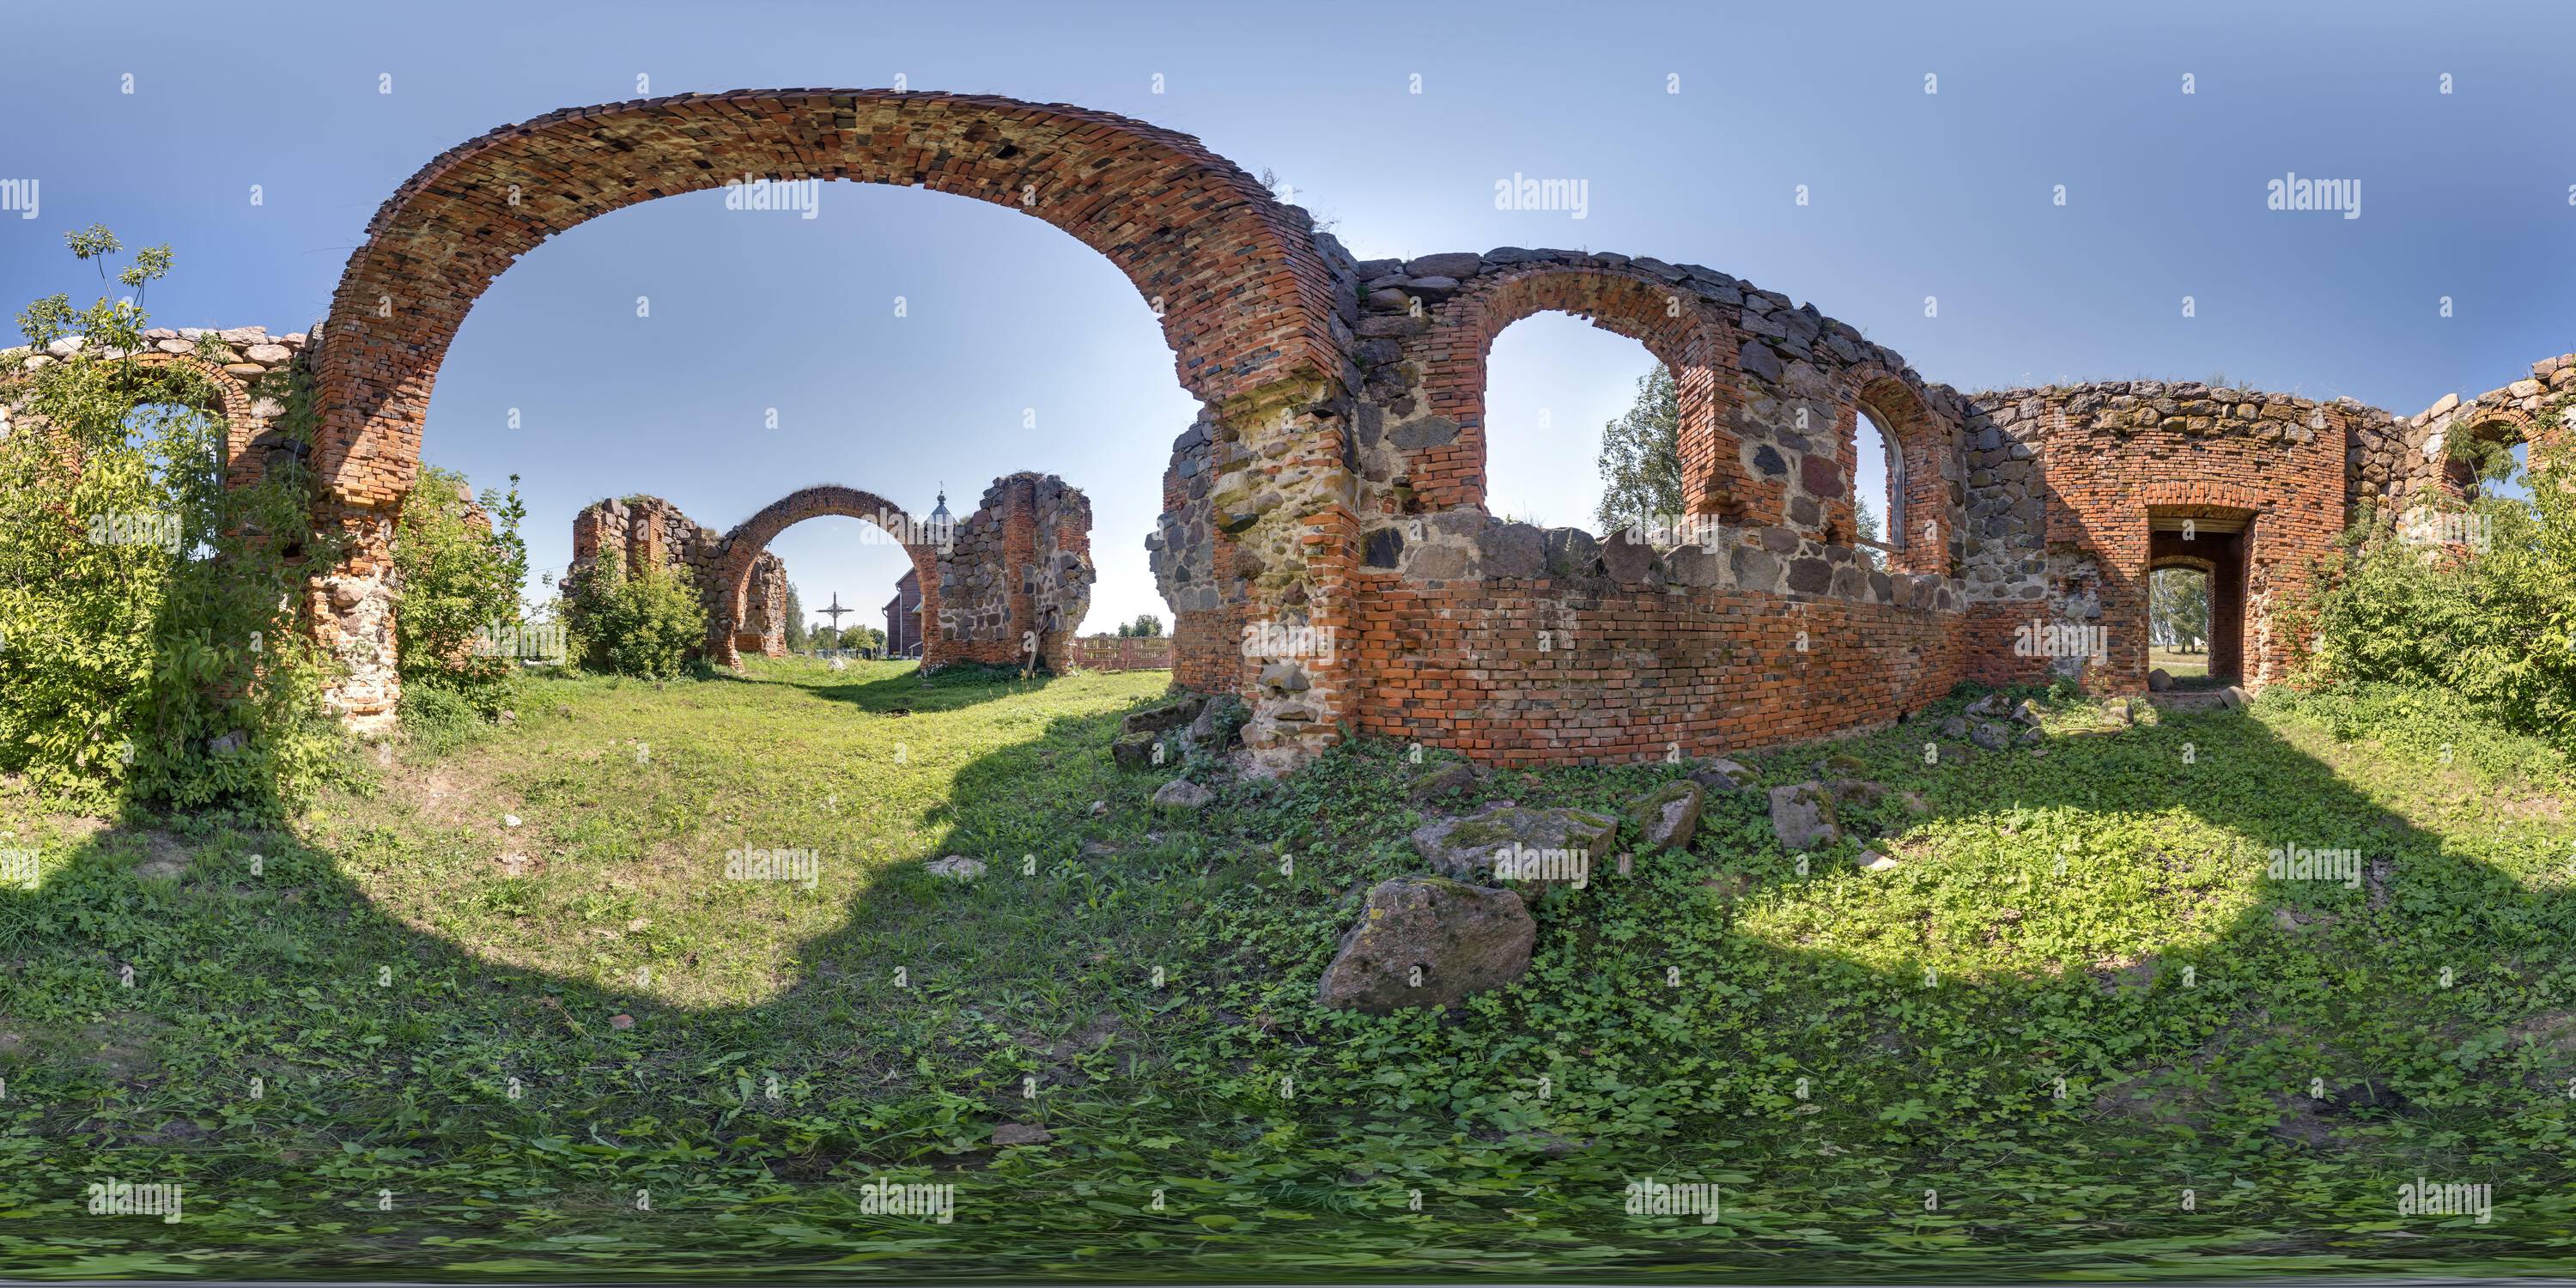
[2312,419,2576,753]
[392,462,527,714]
[0,227,343,811]
[562,548,705,679]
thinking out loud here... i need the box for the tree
[1854,494,1886,571]
[1594,366,1682,533]
[393,464,527,705]
[2149,568,2212,652]
[562,548,705,679]
[0,226,338,809]
[847,624,885,654]
[1119,613,1165,638]
[781,583,806,650]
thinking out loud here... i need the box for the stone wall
[930,471,1096,673]
[255,87,2574,768]
[567,494,790,660]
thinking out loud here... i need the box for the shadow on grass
[2,672,2573,1278]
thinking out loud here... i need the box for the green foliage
[843,623,885,653]
[2149,565,2212,650]
[1592,365,1681,532]
[1115,612,1164,637]
[0,228,342,811]
[561,548,705,678]
[2313,421,2576,752]
[392,464,526,710]
[780,583,805,649]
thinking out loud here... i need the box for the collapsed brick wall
[931,471,1097,673]
[287,88,2573,769]
[1327,246,1971,764]
[567,495,790,659]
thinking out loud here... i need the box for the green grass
[2,660,2573,1279]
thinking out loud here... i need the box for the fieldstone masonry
[567,494,791,660]
[87,86,2546,766]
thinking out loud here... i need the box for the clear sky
[6,0,2569,634]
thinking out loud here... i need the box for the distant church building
[884,568,922,658]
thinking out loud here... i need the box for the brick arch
[2137,481,2269,516]
[2440,408,2540,498]
[1416,265,1748,519]
[309,88,1340,731]
[712,485,935,669]
[1839,367,1958,576]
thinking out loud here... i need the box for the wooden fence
[1074,635,1173,671]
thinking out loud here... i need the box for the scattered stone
[2018,726,2044,745]
[1122,696,1206,738]
[1409,761,1480,804]
[609,1013,635,1030]
[1900,791,1931,814]
[1152,778,1215,812]
[1630,780,1705,852]
[992,1123,1054,1146]
[2009,699,2043,726]
[131,830,191,880]
[2219,684,2251,710]
[1317,876,1536,1012]
[1940,716,1967,738]
[1970,722,2011,751]
[1688,756,1750,792]
[1088,799,1109,817]
[1829,778,1886,809]
[207,729,247,756]
[1857,850,1900,872]
[503,814,522,829]
[1411,804,1618,888]
[926,854,987,880]
[2148,668,2174,692]
[1766,781,1840,850]
[1965,692,2007,718]
[1110,731,1161,771]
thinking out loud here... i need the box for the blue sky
[5,0,2568,633]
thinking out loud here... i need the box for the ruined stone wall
[1325,246,1971,764]
[933,471,1096,672]
[567,495,789,659]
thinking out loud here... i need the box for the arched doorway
[712,485,937,671]
[308,88,1339,732]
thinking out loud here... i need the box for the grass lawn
[2,659,2573,1279]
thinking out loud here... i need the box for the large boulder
[2148,668,2174,692]
[1631,781,1706,852]
[1409,761,1482,805]
[1412,805,1617,891]
[1110,730,1163,771]
[1766,781,1840,850]
[1318,876,1536,1012]
[1152,779,1215,812]
[1970,722,2011,751]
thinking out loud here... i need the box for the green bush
[562,548,705,679]
[0,227,343,811]
[392,462,527,714]
[2312,417,2576,753]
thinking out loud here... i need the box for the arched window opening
[1853,406,1901,570]
[1485,313,1672,535]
